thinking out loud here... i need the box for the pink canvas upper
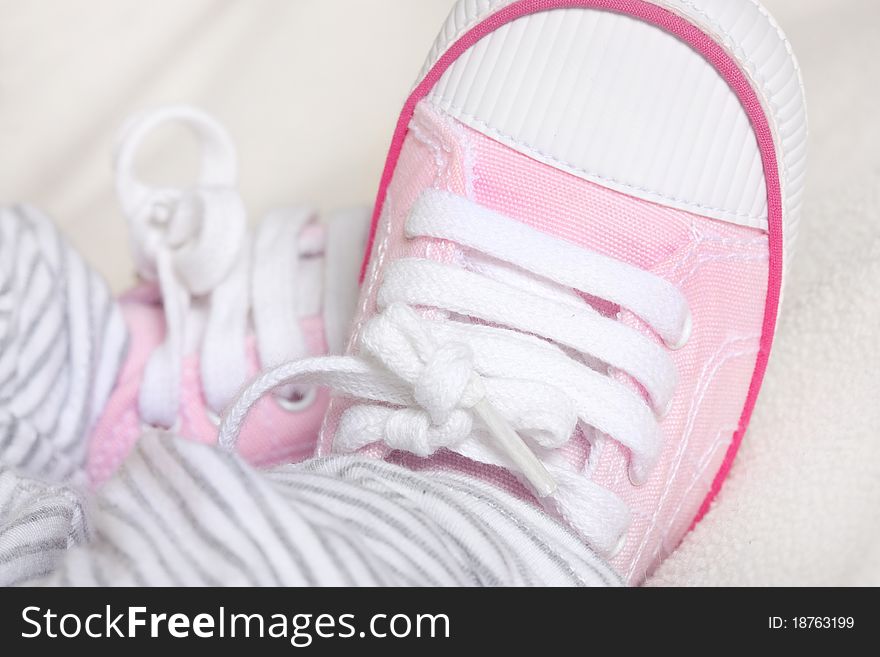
[87,284,330,487]
[320,101,769,582]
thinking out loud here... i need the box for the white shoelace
[114,106,330,429]
[219,189,691,554]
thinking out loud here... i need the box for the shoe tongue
[319,102,688,460]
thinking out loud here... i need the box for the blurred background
[2,0,879,585]
[0,0,456,290]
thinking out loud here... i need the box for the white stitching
[655,422,738,554]
[421,0,806,258]
[627,335,759,580]
[430,97,768,225]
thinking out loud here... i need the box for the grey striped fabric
[0,465,90,585]
[6,432,617,586]
[1,204,618,587]
[0,205,128,485]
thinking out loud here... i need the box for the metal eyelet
[275,386,318,413]
[205,407,222,428]
[668,312,693,351]
[629,460,650,488]
[608,533,628,560]
[140,417,182,434]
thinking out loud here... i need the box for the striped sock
[0,465,90,585]
[0,205,128,485]
[14,433,619,586]
[1,205,616,587]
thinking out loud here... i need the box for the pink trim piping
[361,0,784,528]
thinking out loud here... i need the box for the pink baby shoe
[87,106,369,486]
[220,0,807,584]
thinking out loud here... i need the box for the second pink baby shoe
[86,106,369,486]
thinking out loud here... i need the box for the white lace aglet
[473,399,558,498]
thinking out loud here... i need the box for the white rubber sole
[417,0,807,270]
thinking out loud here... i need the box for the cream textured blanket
[1,0,877,585]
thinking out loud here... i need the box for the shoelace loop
[356,302,559,494]
[362,304,484,451]
[131,186,247,298]
[114,106,320,429]
[219,189,692,554]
